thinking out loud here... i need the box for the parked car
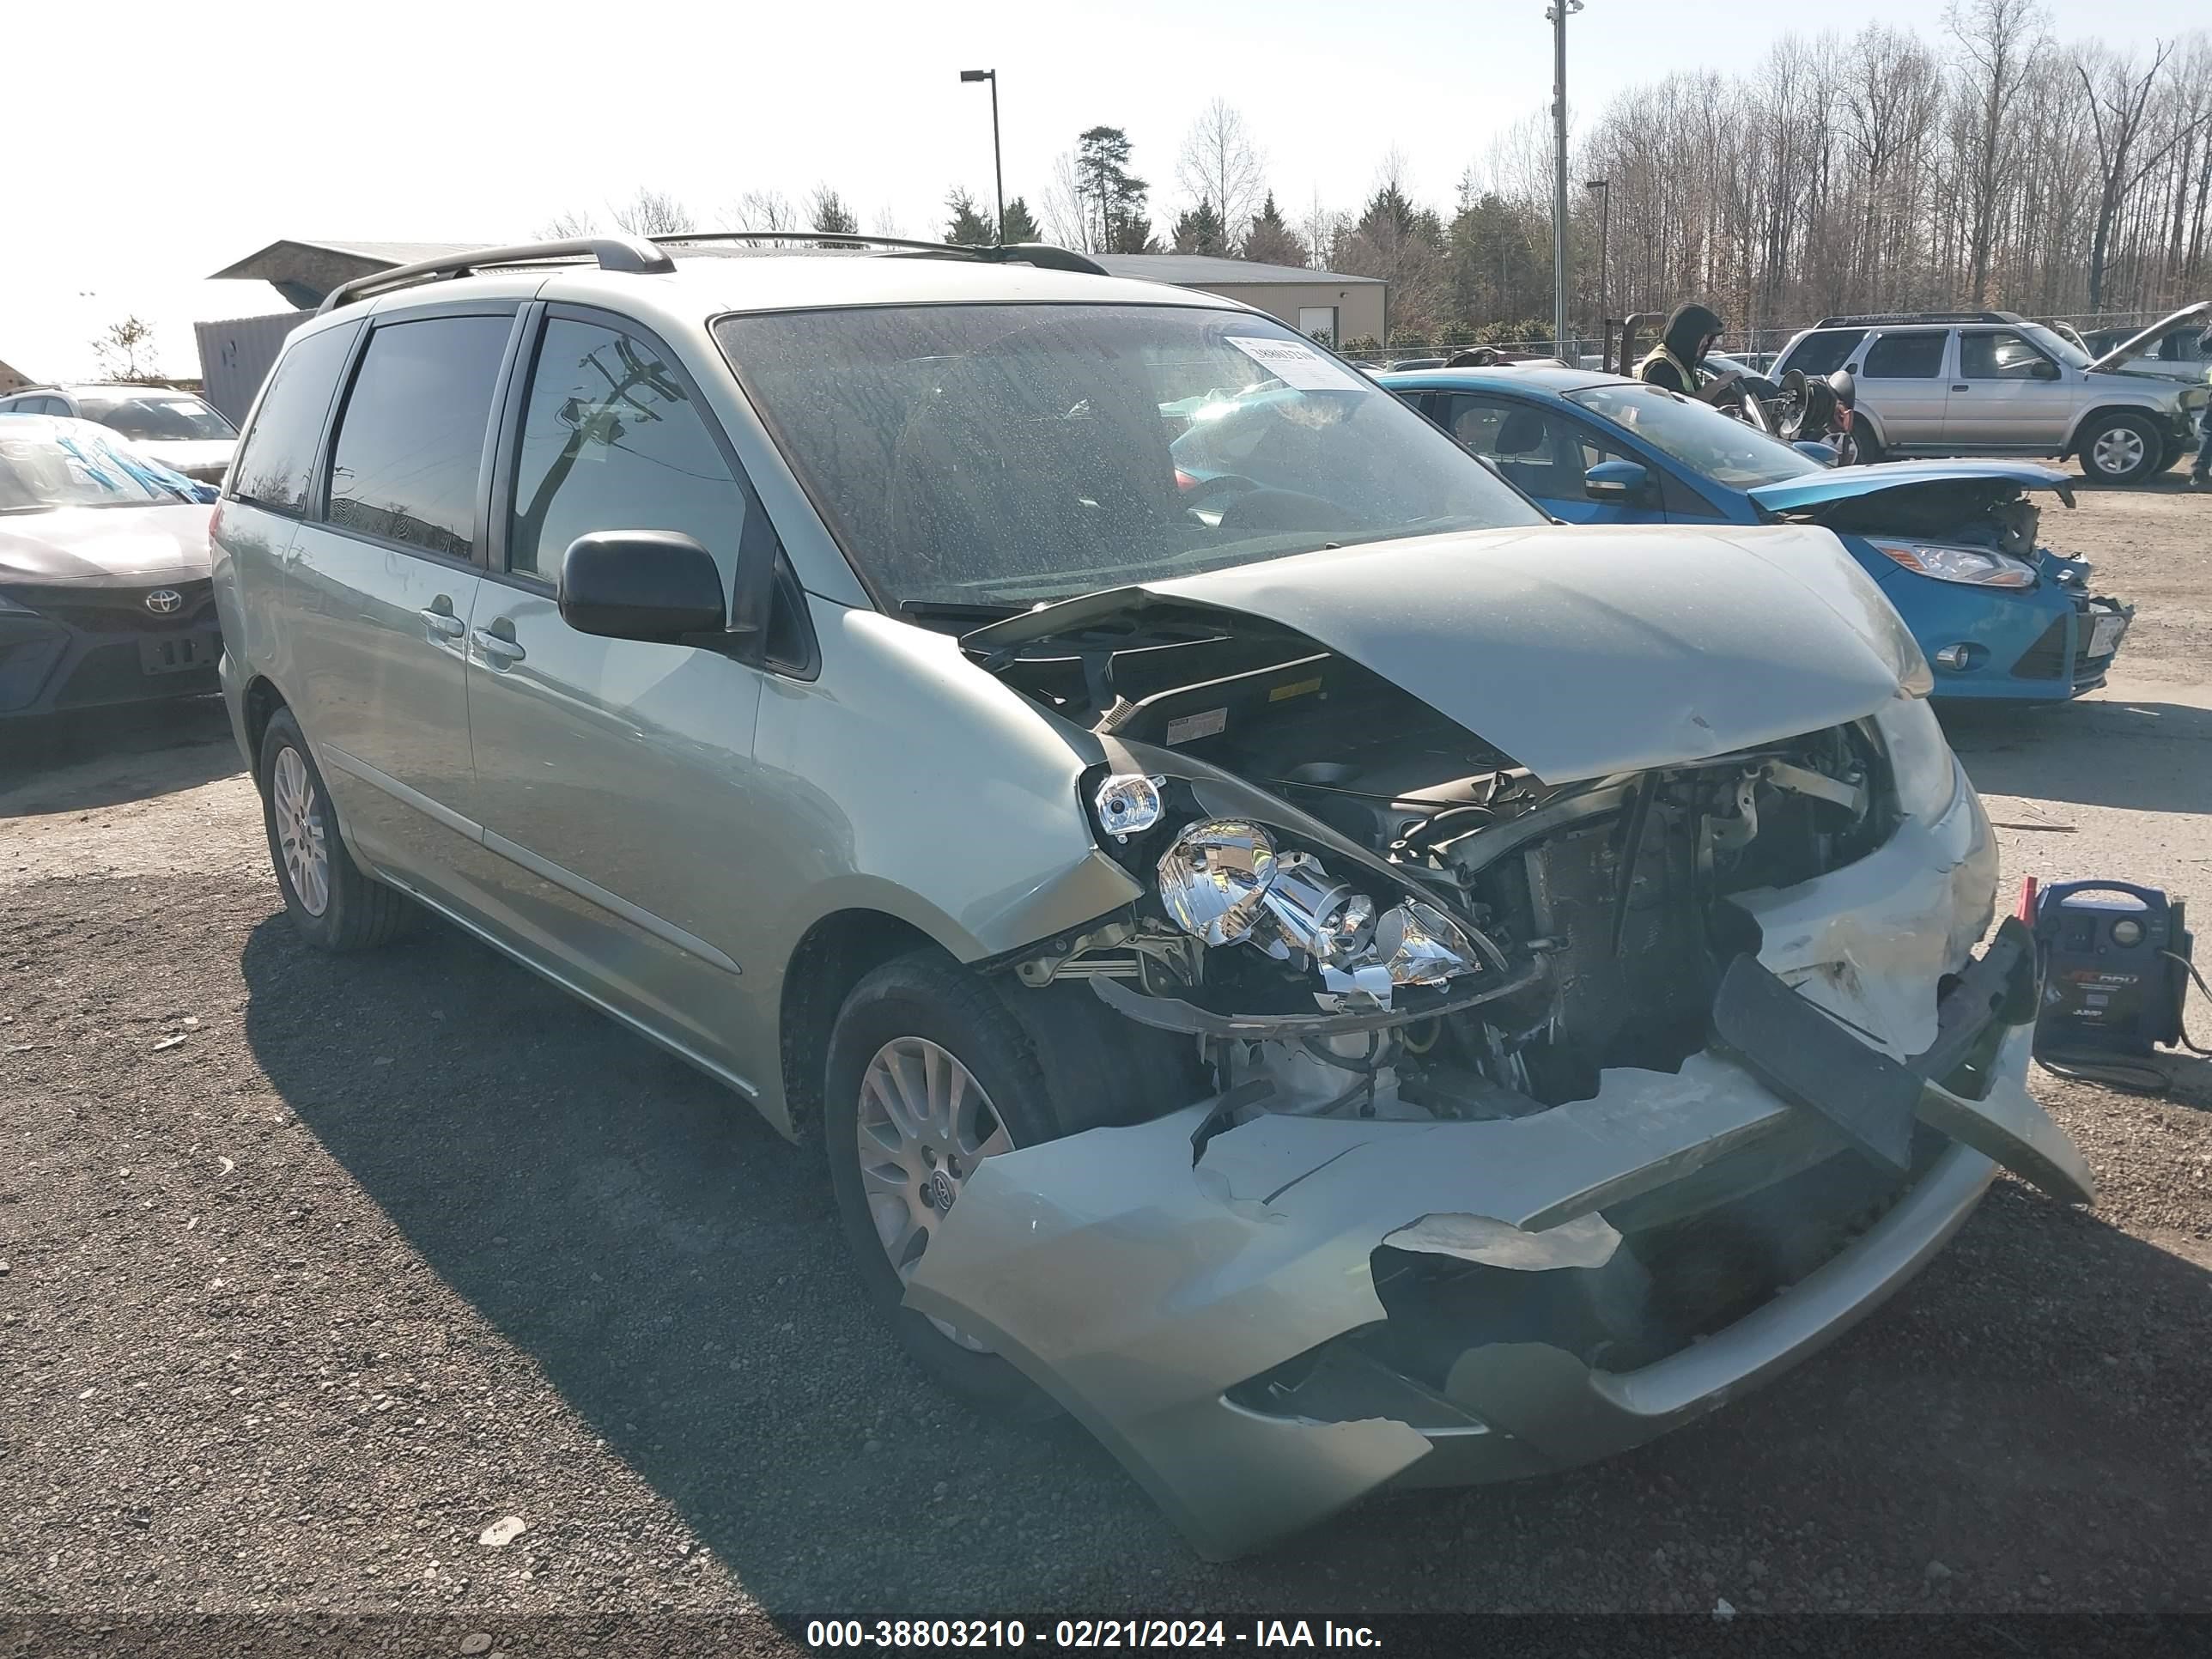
[1770,310,2200,484]
[2069,301,2211,396]
[0,414,223,719]
[1380,366,2131,702]
[212,235,2088,1559]
[0,383,239,483]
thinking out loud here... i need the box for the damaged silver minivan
[211,237,2093,1560]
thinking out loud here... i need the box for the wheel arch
[777,908,948,1146]
[240,673,291,784]
[2061,403,2163,458]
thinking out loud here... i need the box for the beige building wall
[1192,282,1386,347]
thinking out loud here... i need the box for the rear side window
[1863,332,1946,379]
[1780,330,1865,376]
[229,324,360,514]
[507,318,746,581]
[326,315,512,557]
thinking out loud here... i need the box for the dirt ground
[3,480,2209,1634]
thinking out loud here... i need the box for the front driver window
[1441,395,1625,500]
[1959,331,2053,380]
[509,319,747,584]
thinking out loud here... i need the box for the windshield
[1565,381,1826,489]
[714,304,1542,611]
[78,393,238,442]
[2020,325,2090,370]
[0,423,191,513]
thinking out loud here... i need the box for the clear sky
[6,0,2205,380]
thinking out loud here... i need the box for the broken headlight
[1156,818,1480,1007]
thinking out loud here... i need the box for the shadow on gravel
[236,903,2212,1614]
[1944,699,2212,816]
[0,696,240,815]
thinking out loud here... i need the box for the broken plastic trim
[1091,957,1547,1039]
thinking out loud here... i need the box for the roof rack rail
[1814,309,2024,327]
[316,235,677,314]
[649,230,1109,276]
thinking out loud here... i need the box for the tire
[256,708,412,952]
[2075,412,2162,485]
[2155,439,2186,473]
[822,951,1086,1419]
[1844,423,1883,465]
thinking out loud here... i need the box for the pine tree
[1241,192,1305,266]
[945,188,994,246]
[1000,197,1041,242]
[1170,198,1226,254]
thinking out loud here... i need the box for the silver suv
[211,235,2088,1558]
[1773,310,2201,484]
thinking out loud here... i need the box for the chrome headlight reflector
[1157,818,1278,945]
[1157,818,1478,1009]
[1875,694,1960,821]
[1093,772,1165,842]
[1870,538,2037,589]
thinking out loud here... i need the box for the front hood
[1747,459,2074,515]
[965,524,1925,785]
[2085,301,2209,372]
[0,504,213,584]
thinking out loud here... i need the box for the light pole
[1584,178,1609,366]
[959,69,1004,245]
[1546,0,1583,357]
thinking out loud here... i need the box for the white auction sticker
[1224,335,1367,392]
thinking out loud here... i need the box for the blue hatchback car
[1364,367,2132,702]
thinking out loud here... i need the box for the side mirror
[558,531,728,645]
[1584,459,1651,503]
[2028,359,2060,381]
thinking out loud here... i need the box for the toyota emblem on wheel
[144,588,184,615]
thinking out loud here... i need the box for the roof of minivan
[329,252,1261,340]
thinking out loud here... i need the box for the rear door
[283,304,519,890]
[460,305,781,1070]
[1952,327,2071,448]
[1853,330,1951,449]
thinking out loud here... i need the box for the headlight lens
[1156,818,1480,1009]
[1869,539,2037,589]
[1092,772,1165,842]
[1875,695,1960,820]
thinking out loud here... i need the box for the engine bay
[986,612,1899,1121]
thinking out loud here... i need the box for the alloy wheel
[271,745,331,917]
[855,1035,1014,1351]
[2092,425,2146,477]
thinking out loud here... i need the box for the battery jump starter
[2027,878,2211,1093]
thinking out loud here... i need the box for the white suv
[1773,311,2200,484]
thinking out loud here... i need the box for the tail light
[1174,468,1200,492]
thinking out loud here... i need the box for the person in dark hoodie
[1636,301,1738,401]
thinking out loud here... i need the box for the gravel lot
[3,481,2209,1632]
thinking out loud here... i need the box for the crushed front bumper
[906,768,2093,1559]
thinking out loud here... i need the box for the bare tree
[610,186,694,236]
[1176,99,1266,248]
[91,316,159,382]
[2077,41,2212,309]
[536,209,598,240]
[732,189,797,234]
[1040,151,1094,251]
[871,206,906,239]
[1948,0,2045,304]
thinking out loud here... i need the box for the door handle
[471,627,526,667]
[418,604,466,640]
[1951,384,1970,392]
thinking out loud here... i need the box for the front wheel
[823,953,1065,1418]
[2075,412,2162,485]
